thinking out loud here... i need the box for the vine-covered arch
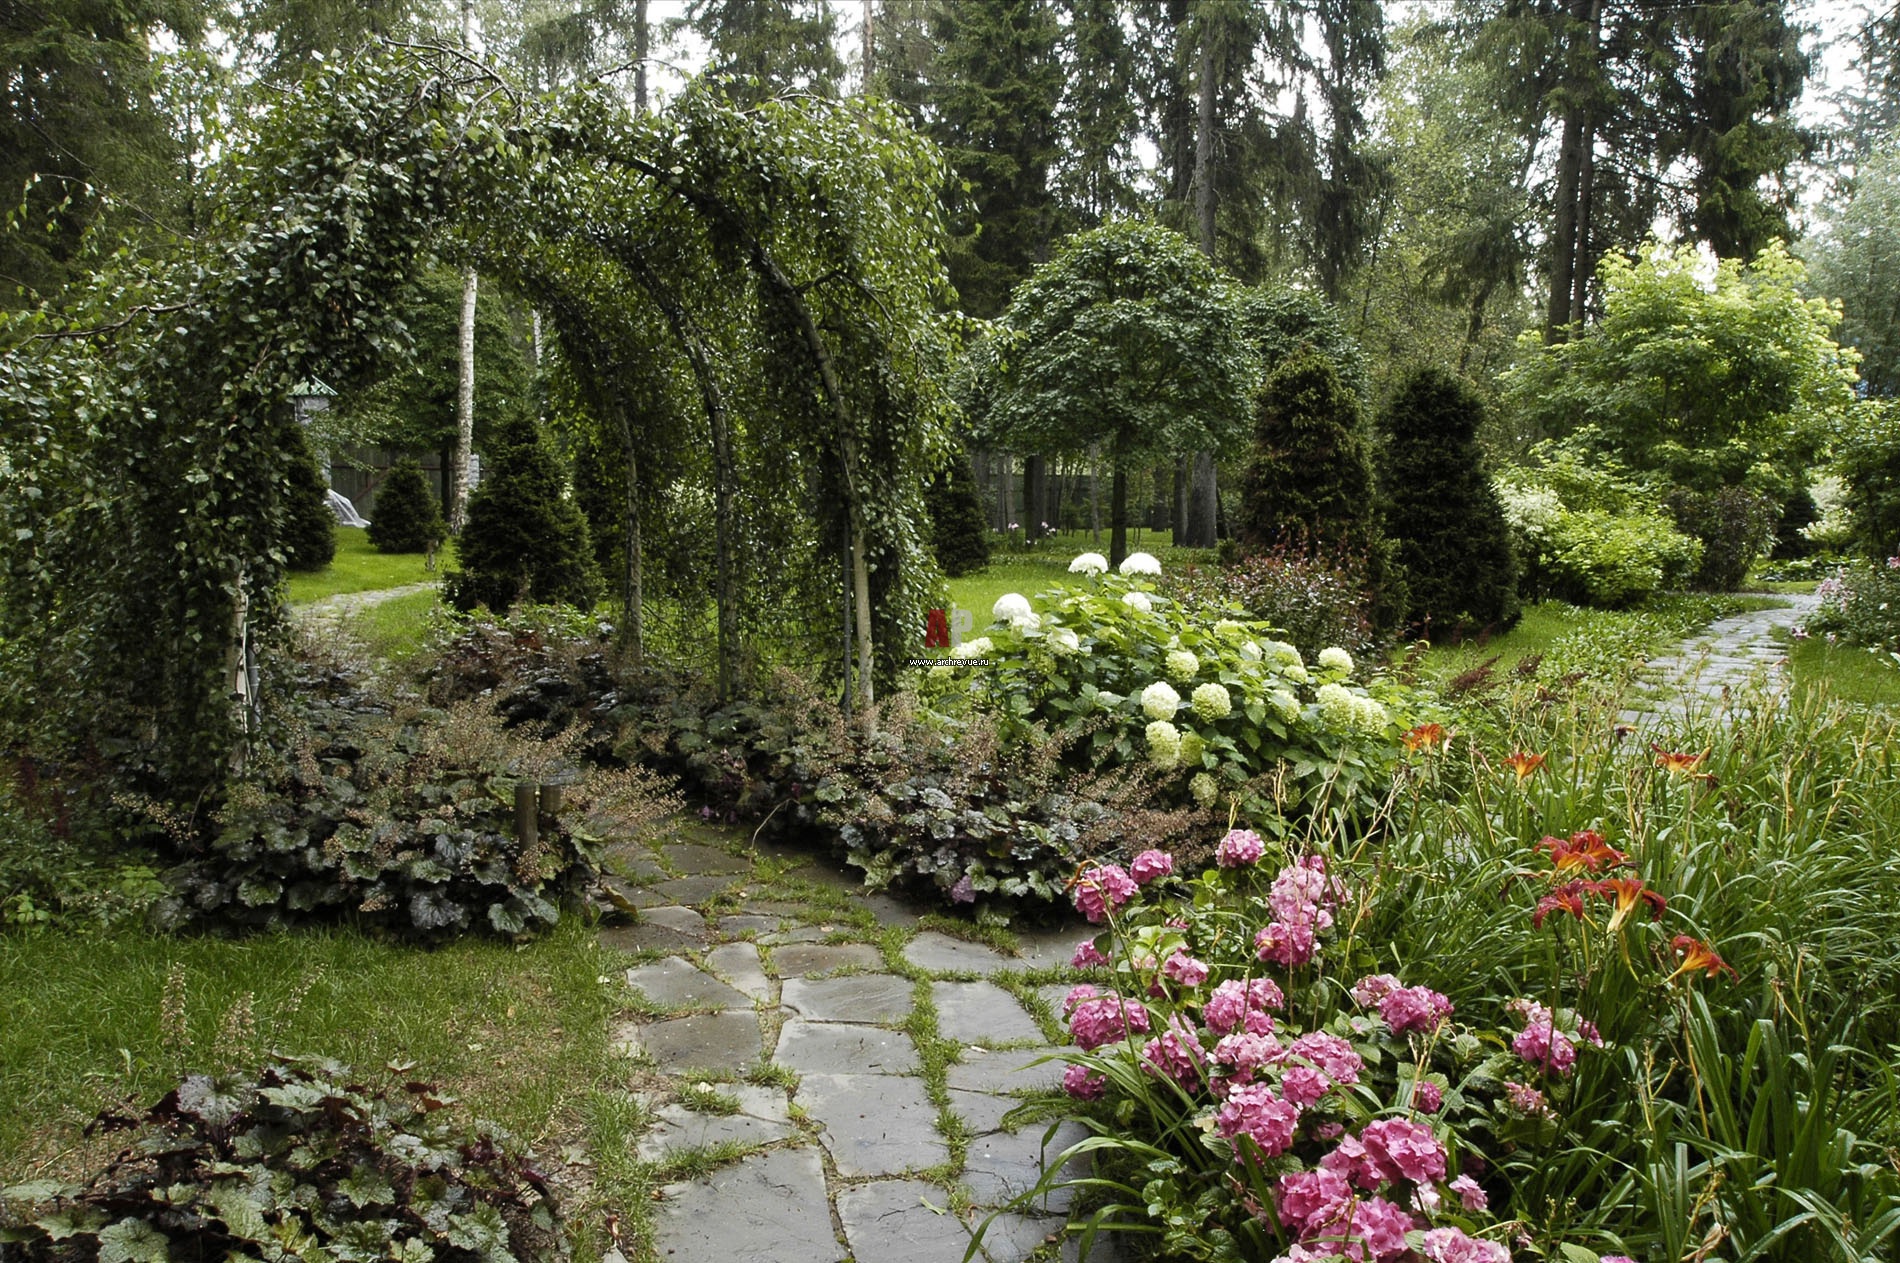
[0,48,957,795]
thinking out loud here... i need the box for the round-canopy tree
[968,221,1254,566]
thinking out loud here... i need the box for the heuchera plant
[1005,832,1625,1263]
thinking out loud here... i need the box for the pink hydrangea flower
[1360,1117,1448,1184]
[1379,984,1455,1034]
[1288,1031,1362,1085]
[1420,1227,1512,1263]
[1072,864,1137,923]
[1449,1174,1487,1211]
[1246,977,1286,1010]
[1269,859,1338,932]
[1217,828,1265,867]
[1580,1018,1603,1046]
[1412,1079,1444,1113]
[1201,977,1283,1033]
[1351,973,1403,1007]
[1214,1082,1300,1156]
[1347,1196,1419,1260]
[1071,939,1109,969]
[1281,1063,1332,1108]
[1062,1064,1106,1099]
[1062,983,1097,1016]
[1255,919,1317,967]
[1130,849,1175,884]
[1162,952,1210,987]
[1504,1079,1552,1118]
[1512,1016,1578,1076]
[1142,1018,1205,1088]
[1068,992,1151,1050]
[1212,1031,1283,1079]
[1321,1133,1383,1190]
[1277,1167,1352,1236]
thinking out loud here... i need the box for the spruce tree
[281,421,337,572]
[1377,366,1518,640]
[925,449,991,577]
[1237,347,1405,634]
[367,457,447,555]
[446,415,600,612]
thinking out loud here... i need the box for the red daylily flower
[1533,880,1589,929]
[1667,935,1737,983]
[1588,877,1668,933]
[1540,830,1630,876]
[1502,751,1547,781]
[1402,722,1450,754]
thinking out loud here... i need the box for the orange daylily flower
[1502,751,1547,781]
[1667,934,1737,983]
[1588,876,1668,933]
[1652,746,1711,777]
[1539,829,1630,876]
[1533,880,1589,929]
[1402,722,1449,753]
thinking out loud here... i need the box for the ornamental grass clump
[999,831,1604,1263]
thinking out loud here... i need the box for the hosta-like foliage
[0,1057,559,1263]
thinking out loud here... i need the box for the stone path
[592,822,1117,1263]
[299,582,440,621]
[1622,593,1818,727]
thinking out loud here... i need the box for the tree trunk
[615,403,643,665]
[1543,0,1599,344]
[450,0,478,533]
[861,0,874,89]
[1571,110,1596,328]
[1188,450,1217,547]
[1089,443,1101,544]
[1026,453,1047,539]
[1110,463,1128,567]
[634,0,649,112]
[1172,455,1188,539]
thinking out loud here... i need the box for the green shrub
[919,565,1417,829]
[367,456,447,555]
[445,415,600,613]
[281,421,337,572]
[1807,559,1900,650]
[1378,366,1519,639]
[0,1056,560,1262]
[924,448,991,577]
[0,777,165,929]
[1836,398,1900,559]
[1497,461,1702,607]
[1236,348,1406,633]
[1664,484,1779,590]
[1164,543,1377,661]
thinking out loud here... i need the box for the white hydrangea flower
[1190,772,1219,806]
[1281,662,1311,684]
[1068,552,1109,576]
[1239,640,1263,661]
[992,592,1032,624]
[1317,682,1358,729]
[1012,611,1042,631]
[1165,649,1200,681]
[1123,591,1155,613]
[1140,681,1181,722]
[1119,551,1162,576]
[1270,690,1301,724]
[1262,640,1304,669]
[1191,682,1232,722]
[928,663,954,682]
[961,636,994,659]
[1353,694,1388,732]
[1048,627,1081,653]
[1146,720,1182,769]
[1318,646,1354,675]
[1178,729,1205,767]
[1214,619,1247,639]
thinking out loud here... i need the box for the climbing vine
[0,48,958,800]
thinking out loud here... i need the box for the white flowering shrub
[919,573,1419,826]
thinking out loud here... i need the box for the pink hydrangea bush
[1031,839,1608,1263]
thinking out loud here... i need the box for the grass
[0,916,643,1255]
[944,528,1214,619]
[285,526,451,605]
[1787,636,1900,707]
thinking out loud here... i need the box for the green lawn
[286,526,451,605]
[1788,636,1900,707]
[943,528,1214,619]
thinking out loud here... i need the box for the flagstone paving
[594,820,1122,1263]
[1622,593,1818,729]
